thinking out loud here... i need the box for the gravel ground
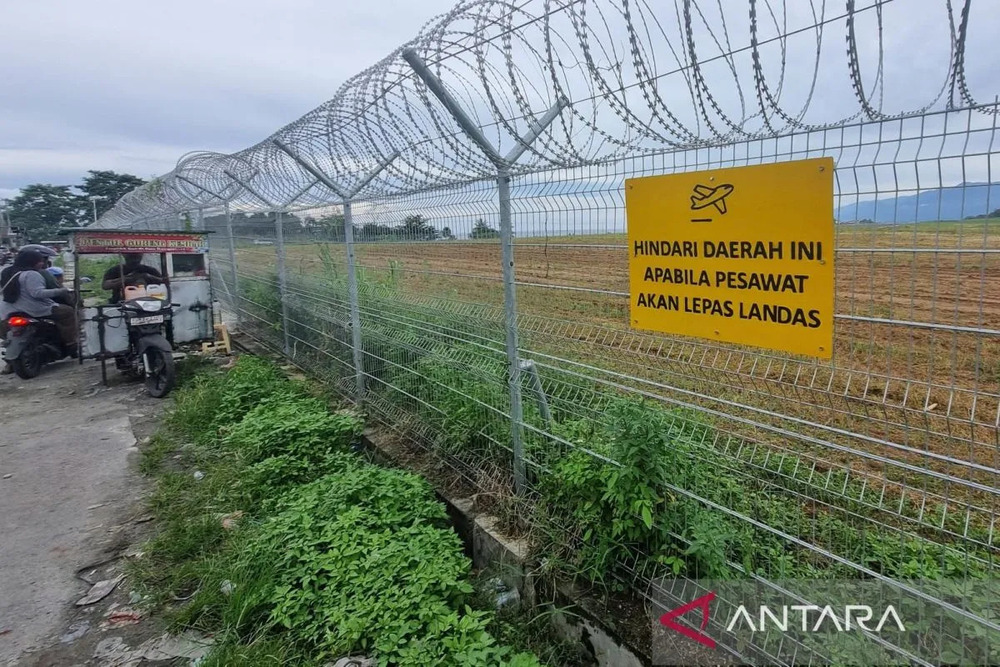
[0,358,164,666]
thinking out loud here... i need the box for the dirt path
[0,358,162,666]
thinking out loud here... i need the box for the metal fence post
[325,198,369,405]
[274,210,291,356]
[270,139,399,405]
[402,48,566,495]
[224,202,240,322]
[497,166,526,491]
[342,201,366,403]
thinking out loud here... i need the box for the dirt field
[234,219,1000,495]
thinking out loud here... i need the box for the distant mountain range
[837,183,1000,223]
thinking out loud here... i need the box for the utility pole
[88,195,107,225]
[0,202,9,244]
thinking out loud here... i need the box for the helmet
[19,244,58,257]
[47,266,64,277]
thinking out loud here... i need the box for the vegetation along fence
[94,0,1000,663]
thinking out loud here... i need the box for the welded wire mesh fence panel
[347,183,522,494]
[203,212,236,314]
[89,0,1000,662]
[507,112,1000,664]
[232,221,285,354]
[282,232,357,397]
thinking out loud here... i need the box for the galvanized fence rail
[95,0,1000,663]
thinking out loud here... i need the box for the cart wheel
[118,355,143,379]
[12,340,43,379]
[144,348,175,398]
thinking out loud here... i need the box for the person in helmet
[19,244,60,289]
[0,249,77,357]
[18,244,74,305]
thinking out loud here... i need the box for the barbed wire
[95,0,986,227]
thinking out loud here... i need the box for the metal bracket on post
[222,170,291,356]
[272,139,399,406]
[286,178,321,206]
[403,47,567,495]
[272,139,398,201]
[222,170,276,210]
[519,360,553,430]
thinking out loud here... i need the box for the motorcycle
[3,313,73,378]
[2,295,176,397]
[114,295,176,398]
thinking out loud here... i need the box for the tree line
[299,214,501,241]
[218,212,502,242]
[964,208,1000,220]
[2,171,145,241]
[3,169,505,244]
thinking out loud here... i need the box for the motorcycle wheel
[11,340,43,379]
[144,348,175,398]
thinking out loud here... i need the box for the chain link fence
[94,0,999,663]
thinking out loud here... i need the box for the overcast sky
[0,0,457,201]
[3,0,998,205]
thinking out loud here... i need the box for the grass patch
[75,256,121,303]
[133,355,547,666]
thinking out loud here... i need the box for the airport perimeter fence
[94,0,1000,663]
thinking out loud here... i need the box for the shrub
[537,400,731,582]
[213,356,304,429]
[221,395,361,464]
[198,465,539,666]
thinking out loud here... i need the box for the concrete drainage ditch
[361,430,649,667]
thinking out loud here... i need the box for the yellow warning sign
[626,158,834,358]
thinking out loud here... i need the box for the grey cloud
[0,0,457,194]
[3,0,1000,201]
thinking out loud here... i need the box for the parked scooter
[114,293,176,398]
[4,291,176,397]
[3,313,73,378]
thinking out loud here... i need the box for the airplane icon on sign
[690,183,735,215]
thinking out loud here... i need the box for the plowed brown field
[238,220,1000,492]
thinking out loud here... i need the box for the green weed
[211,355,304,429]
[138,431,178,475]
[221,396,361,463]
[135,355,544,666]
[196,636,312,667]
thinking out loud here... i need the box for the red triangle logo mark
[659,591,717,649]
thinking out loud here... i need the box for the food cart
[67,229,216,384]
